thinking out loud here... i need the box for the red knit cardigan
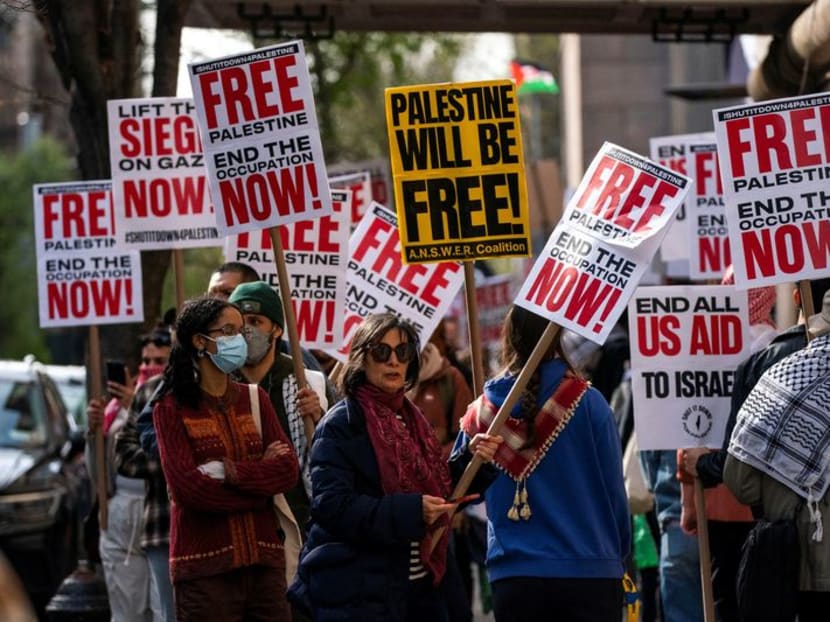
[154,381,299,583]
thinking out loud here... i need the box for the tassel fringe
[508,478,532,521]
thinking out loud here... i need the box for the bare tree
[33,0,191,366]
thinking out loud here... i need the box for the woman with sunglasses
[152,297,300,621]
[289,313,499,621]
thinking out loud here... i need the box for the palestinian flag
[510,60,559,95]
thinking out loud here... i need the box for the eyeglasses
[205,324,242,337]
[368,342,417,364]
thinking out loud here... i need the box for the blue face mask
[202,333,248,374]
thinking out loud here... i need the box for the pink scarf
[354,383,452,584]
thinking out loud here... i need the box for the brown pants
[175,565,291,622]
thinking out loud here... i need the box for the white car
[42,362,87,427]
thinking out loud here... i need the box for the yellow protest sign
[385,80,531,264]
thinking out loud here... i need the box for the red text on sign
[741,220,830,279]
[237,214,340,253]
[690,314,742,355]
[295,299,336,343]
[123,177,209,218]
[42,192,113,240]
[694,150,723,196]
[575,155,679,233]
[352,216,459,306]
[525,256,622,333]
[219,163,321,227]
[637,315,681,356]
[699,237,731,275]
[47,279,133,319]
[198,55,303,129]
[724,104,830,177]
[119,116,200,157]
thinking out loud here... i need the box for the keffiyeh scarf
[283,374,313,497]
[729,332,830,540]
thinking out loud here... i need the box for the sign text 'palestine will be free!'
[386,80,531,264]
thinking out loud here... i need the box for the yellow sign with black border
[385,80,531,264]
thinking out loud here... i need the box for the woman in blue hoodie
[451,306,631,621]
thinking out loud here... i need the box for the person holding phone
[85,325,172,621]
[288,313,499,622]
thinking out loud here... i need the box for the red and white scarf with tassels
[461,374,588,521]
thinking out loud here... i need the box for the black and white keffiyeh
[283,374,313,497]
[729,332,830,539]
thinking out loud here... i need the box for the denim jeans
[146,544,175,622]
[660,521,703,622]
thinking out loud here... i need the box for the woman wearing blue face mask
[153,296,300,621]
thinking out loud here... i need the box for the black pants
[708,520,754,622]
[798,591,830,622]
[492,576,622,622]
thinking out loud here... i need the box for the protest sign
[226,188,350,348]
[649,132,712,264]
[515,142,690,344]
[34,181,143,327]
[385,80,531,263]
[188,40,332,235]
[713,93,830,288]
[331,202,465,361]
[630,285,751,449]
[329,159,393,209]
[688,140,730,280]
[476,274,515,350]
[107,98,221,250]
[329,171,371,226]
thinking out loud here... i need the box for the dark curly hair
[340,313,421,396]
[159,296,239,409]
[500,305,577,447]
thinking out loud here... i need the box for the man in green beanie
[229,282,336,528]
[230,282,336,622]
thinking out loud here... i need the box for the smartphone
[105,359,127,386]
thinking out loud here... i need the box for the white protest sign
[713,93,830,288]
[188,40,332,235]
[688,140,731,280]
[329,171,372,226]
[515,142,690,344]
[649,133,707,263]
[107,98,221,250]
[33,182,143,327]
[630,285,751,450]
[225,188,351,348]
[330,202,465,361]
[329,159,392,207]
[476,274,515,350]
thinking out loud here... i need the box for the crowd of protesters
[67,260,830,622]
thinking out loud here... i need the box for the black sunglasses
[140,331,172,347]
[368,342,416,364]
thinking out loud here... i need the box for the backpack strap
[249,383,261,436]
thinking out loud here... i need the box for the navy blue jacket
[290,399,425,622]
[289,397,427,621]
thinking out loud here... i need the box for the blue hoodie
[458,358,630,582]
